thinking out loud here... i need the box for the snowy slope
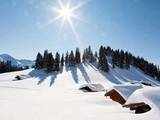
[0,63,160,120]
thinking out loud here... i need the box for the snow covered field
[0,63,159,120]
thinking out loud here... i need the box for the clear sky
[0,0,160,65]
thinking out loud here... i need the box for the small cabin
[79,84,105,92]
[105,89,126,105]
[105,85,142,105]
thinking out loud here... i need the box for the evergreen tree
[35,52,43,69]
[82,49,86,62]
[124,52,130,69]
[69,50,75,66]
[65,51,69,66]
[43,50,49,68]
[112,51,116,68]
[75,48,81,64]
[61,54,64,66]
[98,46,109,72]
[54,52,60,71]
[106,46,112,56]
[119,50,125,68]
[82,46,94,63]
[47,53,54,71]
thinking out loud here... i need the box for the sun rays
[44,0,89,43]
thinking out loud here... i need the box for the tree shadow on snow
[49,73,58,87]
[100,71,122,84]
[70,66,79,84]
[29,69,58,87]
[78,64,91,83]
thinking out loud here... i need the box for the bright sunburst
[52,0,89,38]
[54,0,84,37]
[40,0,90,45]
[56,3,74,22]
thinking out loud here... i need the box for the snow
[126,87,160,120]
[79,83,105,92]
[108,84,142,100]
[0,63,160,120]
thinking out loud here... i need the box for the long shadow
[70,66,79,84]
[100,71,122,84]
[84,62,122,84]
[29,69,58,86]
[29,70,49,85]
[49,73,58,87]
[88,62,99,71]
[78,64,91,83]
[112,69,130,83]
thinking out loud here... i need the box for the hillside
[0,63,160,120]
[0,54,34,67]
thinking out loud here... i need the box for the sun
[53,0,79,31]
[57,4,73,21]
[41,0,90,44]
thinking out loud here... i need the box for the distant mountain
[18,59,35,67]
[0,54,34,67]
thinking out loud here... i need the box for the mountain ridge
[0,54,34,67]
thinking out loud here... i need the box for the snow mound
[127,87,160,109]
[108,84,142,100]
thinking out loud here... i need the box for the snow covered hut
[79,84,105,92]
[105,85,142,105]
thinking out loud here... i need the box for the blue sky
[0,0,160,65]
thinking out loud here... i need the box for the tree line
[0,61,25,73]
[35,45,160,81]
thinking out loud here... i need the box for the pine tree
[106,46,112,56]
[47,53,54,71]
[82,49,86,62]
[75,48,81,64]
[43,50,50,68]
[35,52,43,69]
[124,52,130,69]
[112,51,116,68]
[98,46,109,72]
[119,50,125,68]
[69,50,75,66]
[65,51,69,66]
[61,54,64,66]
[54,52,60,71]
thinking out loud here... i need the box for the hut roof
[79,84,105,92]
[107,84,142,100]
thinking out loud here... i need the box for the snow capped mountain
[0,54,34,67]
[0,54,22,67]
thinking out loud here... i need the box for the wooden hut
[79,84,105,92]
[105,85,142,105]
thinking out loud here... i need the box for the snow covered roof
[79,84,105,92]
[108,84,142,100]
[126,87,160,110]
